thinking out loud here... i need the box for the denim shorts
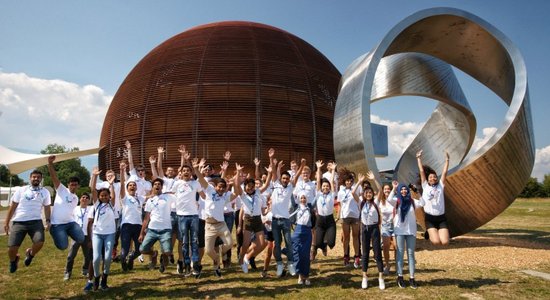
[381,222,394,237]
[139,228,172,253]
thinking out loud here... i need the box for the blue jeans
[140,229,172,253]
[272,217,293,263]
[50,222,85,250]
[120,223,142,261]
[92,233,115,276]
[396,234,416,277]
[178,215,199,265]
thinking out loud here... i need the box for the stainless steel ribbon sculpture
[334,8,534,237]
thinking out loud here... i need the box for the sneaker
[177,260,184,274]
[127,255,134,271]
[241,262,249,274]
[193,264,202,279]
[297,277,304,285]
[138,254,144,263]
[169,254,175,264]
[214,266,222,277]
[379,277,385,290]
[343,256,350,267]
[121,258,128,272]
[397,276,406,288]
[93,276,100,291]
[249,256,257,270]
[261,270,268,278]
[288,263,296,276]
[276,262,284,277]
[353,256,360,269]
[82,269,88,277]
[64,271,71,281]
[322,247,328,256]
[185,264,192,277]
[83,281,93,293]
[409,278,418,289]
[24,248,34,266]
[304,279,311,286]
[361,276,368,289]
[383,265,390,276]
[9,255,19,273]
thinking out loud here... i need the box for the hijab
[396,183,412,223]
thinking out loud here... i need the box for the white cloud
[533,145,550,181]
[0,71,112,151]
[471,127,498,152]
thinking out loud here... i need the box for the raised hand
[268,148,275,158]
[92,166,101,176]
[198,158,206,168]
[191,158,199,169]
[254,157,260,166]
[277,160,285,170]
[392,180,399,189]
[265,165,273,173]
[157,147,165,154]
[120,161,127,170]
[358,173,366,183]
[48,155,56,164]
[316,160,324,169]
[125,140,132,149]
[235,163,244,172]
[220,160,229,171]
[366,170,375,181]
[178,145,186,154]
[445,151,450,160]
[149,155,156,164]
[416,150,423,158]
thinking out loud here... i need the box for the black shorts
[425,213,448,230]
[8,220,45,247]
[264,228,274,242]
[244,215,264,233]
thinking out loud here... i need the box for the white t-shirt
[294,205,312,227]
[172,179,202,216]
[121,194,144,225]
[315,191,335,216]
[361,200,379,226]
[388,191,425,235]
[91,202,116,235]
[338,188,360,219]
[73,206,91,235]
[422,181,445,216]
[162,176,178,193]
[240,190,266,216]
[96,181,122,217]
[270,181,294,219]
[202,185,232,222]
[375,197,395,226]
[10,185,51,222]
[128,168,152,198]
[51,184,79,225]
[262,211,273,232]
[293,180,316,205]
[144,193,175,230]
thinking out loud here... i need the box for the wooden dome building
[99,21,341,175]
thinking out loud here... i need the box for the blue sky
[1,0,549,180]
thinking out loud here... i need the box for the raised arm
[274,160,284,183]
[315,160,323,191]
[125,140,134,171]
[192,158,208,189]
[47,155,61,189]
[178,145,190,171]
[157,147,165,178]
[291,158,306,186]
[233,163,244,196]
[259,165,273,193]
[220,160,229,180]
[119,161,127,199]
[352,173,365,202]
[149,155,159,179]
[416,150,426,184]
[253,158,261,180]
[90,167,101,204]
[107,174,116,207]
[330,162,337,193]
[365,170,381,194]
[440,151,450,185]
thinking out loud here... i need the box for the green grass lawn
[0,198,549,299]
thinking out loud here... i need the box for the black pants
[314,214,336,250]
[361,224,383,273]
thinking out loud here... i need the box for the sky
[1,0,549,181]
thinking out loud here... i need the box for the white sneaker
[297,277,304,285]
[379,277,385,290]
[243,255,250,266]
[304,279,311,286]
[241,262,249,273]
[361,277,368,289]
[288,262,296,276]
[276,262,284,277]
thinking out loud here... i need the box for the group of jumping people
[4,141,450,292]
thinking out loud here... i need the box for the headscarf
[396,183,412,223]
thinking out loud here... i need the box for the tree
[542,174,550,197]
[37,143,90,188]
[0,165,25,187]
[518,177,544,198]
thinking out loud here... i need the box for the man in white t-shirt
[139,178,176,273]
[125,140,152,198]
[4,169,52,273]
[47,155,86,252]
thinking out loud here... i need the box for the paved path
[521,269,550,281]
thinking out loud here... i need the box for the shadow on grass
[425,277,504,289]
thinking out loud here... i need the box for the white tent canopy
[0,145,100,174]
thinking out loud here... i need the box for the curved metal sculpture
[334,8,535,237]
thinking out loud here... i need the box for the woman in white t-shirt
[416,150,450,246]
[85,168,117,292]
[118,162,145,272]
[376,182,395,275]
[387,180,425,289]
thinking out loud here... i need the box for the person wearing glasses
[416,150,450,246]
